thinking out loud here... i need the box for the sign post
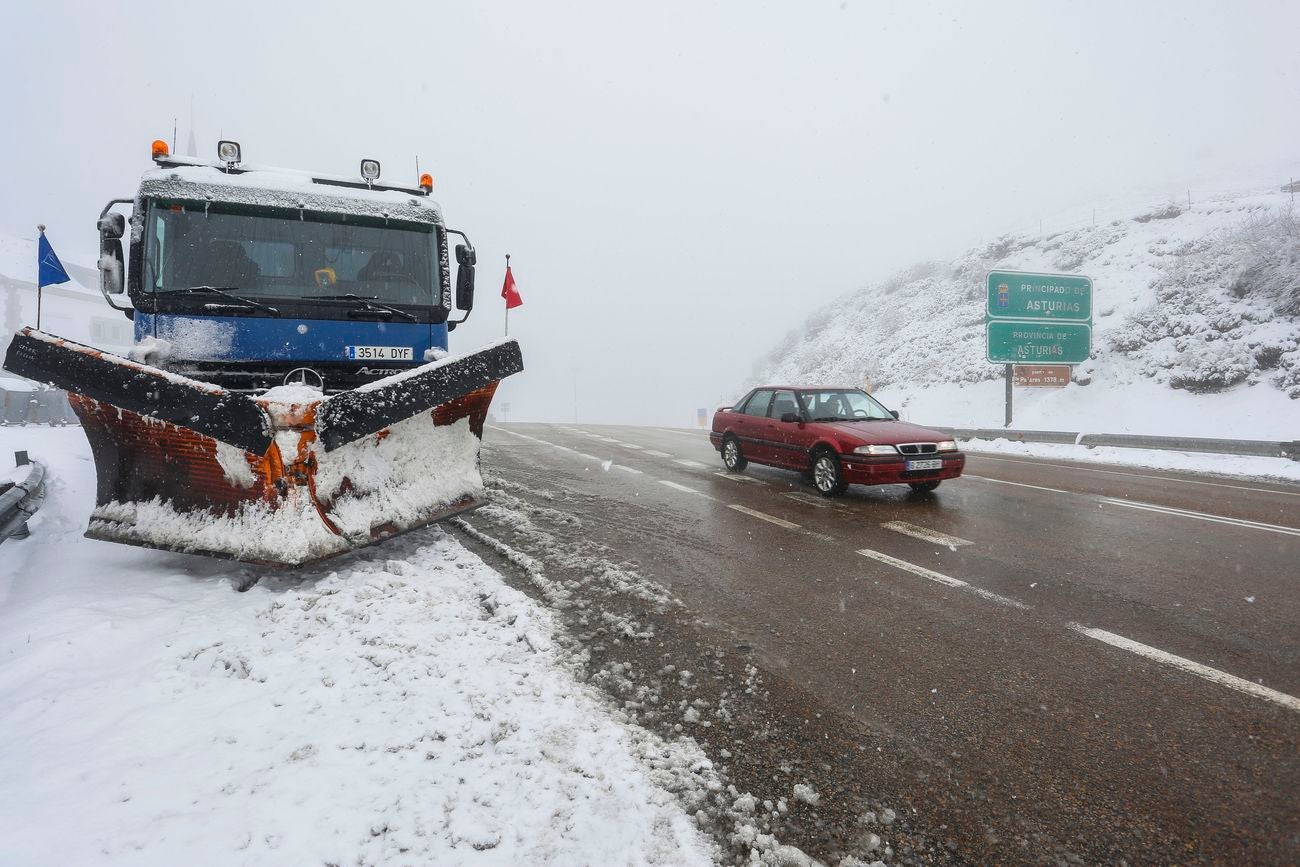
[985,270,1093,426]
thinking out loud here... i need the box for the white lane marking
[965,474,1073,495]
[1068,624,1300,713]
[576,453,600,461]
[1099,497,1300,537]
[971,454,1300,498]
[595,436,620,443]
[856,548,1027,609]
[656,428,709,438]
[728,504,801,530]
[620,443,644,450]
[614,465,643,475]
[674,459,709,469]
[660,480,699,494]
[714,471,766,485]
[645,450,673,458]
[783,492,833,508]
[881,521,973,548]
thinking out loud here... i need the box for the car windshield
[798,389,894,421]
[142,201,438,306]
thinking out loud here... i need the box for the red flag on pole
[501,262,523,310]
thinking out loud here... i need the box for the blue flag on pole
[38,229,71,288]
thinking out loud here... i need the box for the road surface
[458,422,1299,865]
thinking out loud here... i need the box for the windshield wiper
[157,286,280,316]
[308,293,418,322]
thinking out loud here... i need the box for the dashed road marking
[620,443,643,449]
[728,504,801,530]
[660,480,699,494]
[645,450,673,458]
[1068,624,1300,713]
[855,548,1027,609]
[614,464,643,474]
[882,521,973,548]
[656,428,708,438]
[674,459,709,469]
[713,472,766,485]
[576,453,600,461]
[1099,497,1300,537]
[783,492,833,508]
[966,474,1072,495]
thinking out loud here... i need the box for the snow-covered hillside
[752,181,1300,439]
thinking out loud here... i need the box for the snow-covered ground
[754,176,1300,440]
[958,437,1300,484]
[0,426,714,866]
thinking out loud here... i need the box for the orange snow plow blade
[4,329,523,566]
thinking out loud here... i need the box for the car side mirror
[891,409,900,419]
[454,244,476,311]
[780,412,801,424]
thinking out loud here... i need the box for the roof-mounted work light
[360,159,381,186]
[419,173,434,193]
[217,140,242,168]
[151,139,170,160]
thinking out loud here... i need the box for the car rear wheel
[909,480,941,493]
[812,449,847,497]
[722,436,748,472]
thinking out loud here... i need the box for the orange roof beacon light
[419,173,434,193]
[151,139,170,159]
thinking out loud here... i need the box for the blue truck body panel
[135,313,448,362]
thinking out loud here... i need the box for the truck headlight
[936,440,958,452]
[853,444,898,455]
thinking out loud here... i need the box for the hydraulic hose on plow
[3,328,523,566]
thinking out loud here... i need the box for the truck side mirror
[454,243,476,311]
[98,212,126,240]
[100,237,125,296]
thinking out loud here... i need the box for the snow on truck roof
[137,164,445,226]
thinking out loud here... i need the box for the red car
[709,386,965,496]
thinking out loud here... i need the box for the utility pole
[1004,364,1013,428]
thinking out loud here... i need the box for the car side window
[743,390,774,416]
[769,390,799,419]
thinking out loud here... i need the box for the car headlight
[853,444,898,455]
[936,440,958,452]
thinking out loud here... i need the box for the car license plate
[346,346,414,361]
[906,459,943,471]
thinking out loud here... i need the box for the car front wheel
[722,436,748,472]
[812,449,848,497]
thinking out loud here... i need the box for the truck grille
[897,443,938,455]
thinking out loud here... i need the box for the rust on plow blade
[4,329,523,566]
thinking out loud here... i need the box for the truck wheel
[812,449,847,497]
[722,435,748,472]
[909,480,941,493]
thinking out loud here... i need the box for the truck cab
[97,140,478,393]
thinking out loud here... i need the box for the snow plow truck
[3,139,522,566]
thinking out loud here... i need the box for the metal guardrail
[0,451,47,543]
[932,427,1300,461]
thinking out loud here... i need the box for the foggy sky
[3,0,1298,425]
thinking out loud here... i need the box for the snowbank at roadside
[0,426,715,866]
[959,436,1300,484]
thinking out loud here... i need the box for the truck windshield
[142,201,438,307]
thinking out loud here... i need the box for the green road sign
[987,270,1092,322]
[986,320,1092,364]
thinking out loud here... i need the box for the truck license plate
[906,459,943,471]
[346,346,414,361]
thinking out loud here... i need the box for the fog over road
[459,423,1299,864]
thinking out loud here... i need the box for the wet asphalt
[464,422,1300,865]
